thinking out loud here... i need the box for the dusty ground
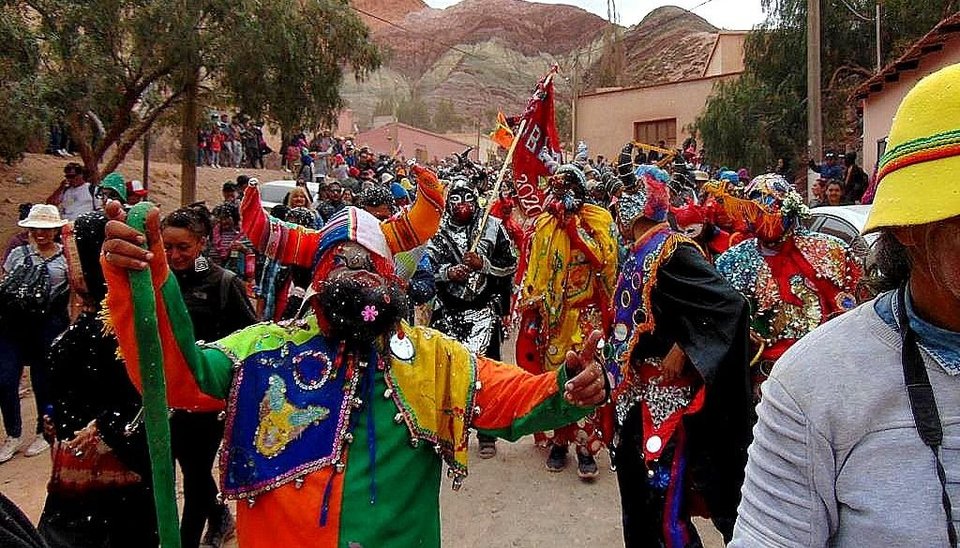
[0,153,291,246]
[0,337,724,547]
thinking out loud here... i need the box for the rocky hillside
[582,6,720,89]
[352,0,428,31]
[344,1,728,131]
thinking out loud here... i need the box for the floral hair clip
[361,305,379,322]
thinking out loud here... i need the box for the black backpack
[0,247,64,322]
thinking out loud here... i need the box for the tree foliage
[0,0,380,179]
[694,0,958,175]
[221,0,380,134]
[429,100,465,133]
[2,0,190,178]
[0,4,47,163]
[380,89,466,133]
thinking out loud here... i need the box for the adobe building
[575,31,747,159]
[854,13,960,175]
[354,122,474,164]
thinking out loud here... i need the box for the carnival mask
[448,191,478,224]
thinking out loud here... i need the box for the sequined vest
[208,320,478,499]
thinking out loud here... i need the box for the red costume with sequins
[715,229,862,397]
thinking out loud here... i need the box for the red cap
[126,179,148,196]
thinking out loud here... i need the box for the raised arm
[381,165,445,253]
[240,183,321,268]
[473,331,608,441]
[101,202,235,410]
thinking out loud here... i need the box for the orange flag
[490,111,514,150]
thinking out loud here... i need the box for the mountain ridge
[345,1,729,134]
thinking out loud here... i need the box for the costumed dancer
[604,167,752,547]
[98,166,609,548]
[670,198,732,261]
[357,185,436,326]
[426,178,518,459]
[516,164,619,479]
[712,174,863,401]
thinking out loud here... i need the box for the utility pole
[807,0,823,183]
[875,2,882,71]
[571,52,579,147]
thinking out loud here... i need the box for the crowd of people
[1,62,959,548]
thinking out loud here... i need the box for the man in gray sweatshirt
[732,62,960,546]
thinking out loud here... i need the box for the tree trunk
[180,68,200,206]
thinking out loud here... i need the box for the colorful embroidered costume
[516,168,618,453]
[605,180,753,548]
[712,175,863,398]
[103,176,593,548]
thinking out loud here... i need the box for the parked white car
[804,204,877,258]
[258,180,320,212]
[803,204,879,297]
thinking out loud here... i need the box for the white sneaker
[24,437,49,457]
[0,437,22,463]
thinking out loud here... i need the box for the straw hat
[865,63,960,232]
[19,204,68,229]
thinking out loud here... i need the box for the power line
[570,0,720,60]
[351,0,727,102]
[349,2,592,98]
[837,0,875,22]
[350,5,485,62]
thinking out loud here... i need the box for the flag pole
[468,64,557,251]
[469,118,528,253]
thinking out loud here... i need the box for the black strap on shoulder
[898,284,958,547]
[40,250,63,265]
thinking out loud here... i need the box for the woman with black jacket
[160,208,257,548]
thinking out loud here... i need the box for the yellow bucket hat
[864,62,960,233]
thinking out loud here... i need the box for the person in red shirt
[208,127,225,169]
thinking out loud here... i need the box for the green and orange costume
[103,174,592,547]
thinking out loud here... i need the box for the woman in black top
[160,208,257,548]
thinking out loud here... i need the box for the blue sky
[422,0,766,30]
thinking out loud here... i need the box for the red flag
[511,66,561,218]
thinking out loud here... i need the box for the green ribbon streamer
[126,203,181,548]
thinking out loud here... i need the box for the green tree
[177,0,380,203]
[6,0,192,181]
[396,88,432,129]
[0,0,379,200]
[694,0,958,175]
[431,100,464,133]
[221,0,380,136]
[0,5,47,163]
